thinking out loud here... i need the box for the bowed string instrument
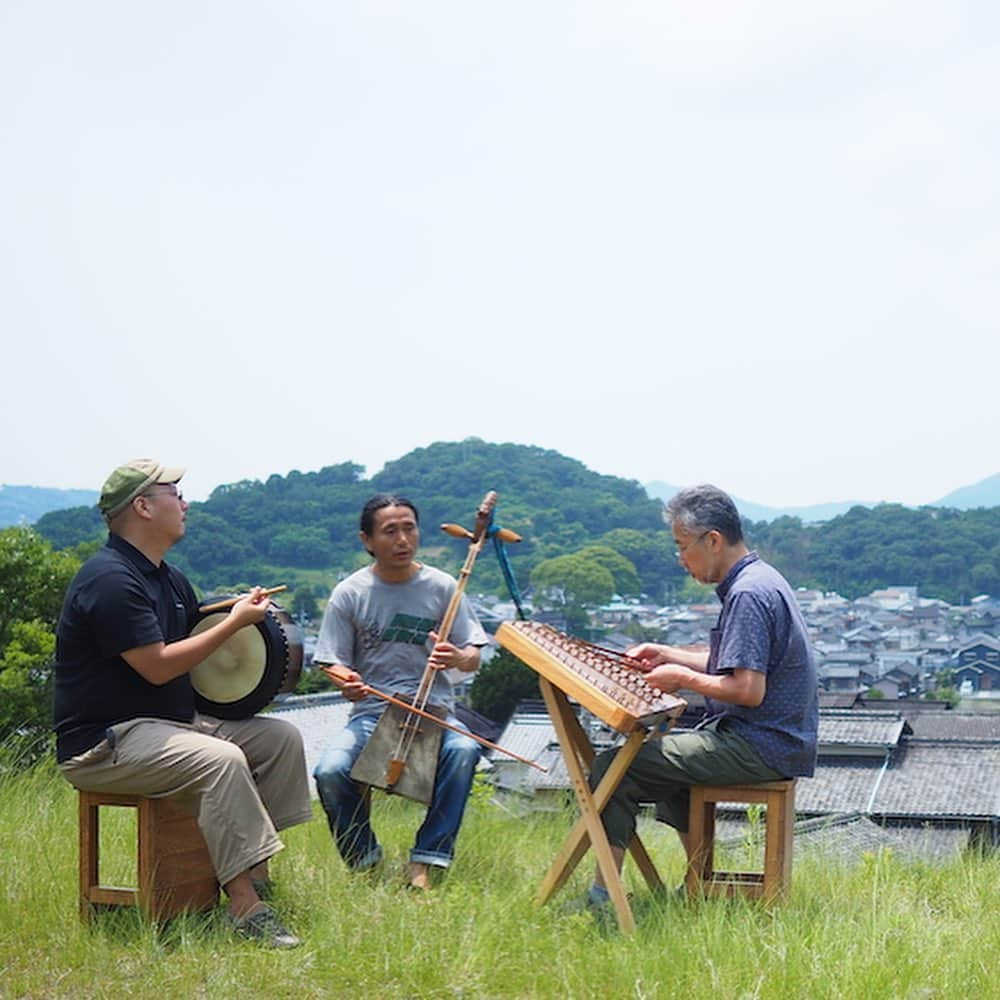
[321,491,546,795]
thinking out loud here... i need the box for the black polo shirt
[53,534,200,762]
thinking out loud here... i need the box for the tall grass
[1,763,997,999]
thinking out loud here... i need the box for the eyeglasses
[674,530,710,561]
[141,486,184,502]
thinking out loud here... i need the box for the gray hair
[664,484,744,545]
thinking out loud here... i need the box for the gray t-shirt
[705,552,819,777]
[314,564,488,718]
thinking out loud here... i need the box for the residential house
[951,635,1000,694]
[485,704,1000,853]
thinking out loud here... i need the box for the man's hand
[123,586,272,686]
[624,642,671,671]
[228,587,271,628]
[642,663,695,694]
[323,663,367,701]
[626,641,709,674]
[427,631,479,673]
[643,663,766,706]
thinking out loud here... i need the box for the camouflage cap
[99,459,186,519]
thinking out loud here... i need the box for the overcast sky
[2,2,997,507]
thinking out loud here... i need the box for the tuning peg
[441,523,475,540]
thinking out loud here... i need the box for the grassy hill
[2,762,997,998]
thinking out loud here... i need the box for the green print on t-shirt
[379,613,436,646]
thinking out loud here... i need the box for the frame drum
[188,602,303,719]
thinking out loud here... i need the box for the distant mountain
[0,485,98,528]
[931,473,1000,510]
[647,474,1000,523]
[644,481,872,524]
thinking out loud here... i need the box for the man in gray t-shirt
[313,494,487,890]
[586,484,818,910]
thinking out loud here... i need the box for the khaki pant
[60,714,313,886]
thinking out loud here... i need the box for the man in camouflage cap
[97,458,187,521]
[54,459,312,948]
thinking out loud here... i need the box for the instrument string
[388,493,497,776]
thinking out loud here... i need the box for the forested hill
[33,439,1000,605]
[34,440,670,600]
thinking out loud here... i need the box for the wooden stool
[685,779,795,903]
[78,791,219,922]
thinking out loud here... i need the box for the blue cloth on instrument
[487,519,527,621]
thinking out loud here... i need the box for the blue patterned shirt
[704,552,819,777]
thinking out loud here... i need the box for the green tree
[599,528,681,602]
[0,527,80,765]
[33,505,104,550]
[678,576,715,604]
[268,526,333,568]
[0,620,56,763]
[926,685,961,708]
[294,666,335,696]
[530,553,615,632]
[0,527,78,649]
[469,648,539,723]
[574,545,641,598]
[28,442,1000,604]
[291,582,328,622]
[970,561,999,596]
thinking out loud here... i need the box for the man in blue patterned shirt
[587,484,818,907]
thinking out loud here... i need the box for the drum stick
[198,585,288,613]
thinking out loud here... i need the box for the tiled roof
[821,665,863,679]
[907,712,1000,742]
[494,713,566,764]
[818,693,860,709]
[819,652,873,665]
[496,745,573,792]
[790,814,969,861]
[856,698,951,719]
[708,813,968,861]
[955,634,1000,653]
[796,759,882,814]
[871,743,1000,819]
[818,710,910,749]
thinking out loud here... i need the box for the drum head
[189,604,301,719]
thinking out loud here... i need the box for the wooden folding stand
[496,621,686,934]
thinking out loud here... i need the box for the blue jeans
[313,712,480,869]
